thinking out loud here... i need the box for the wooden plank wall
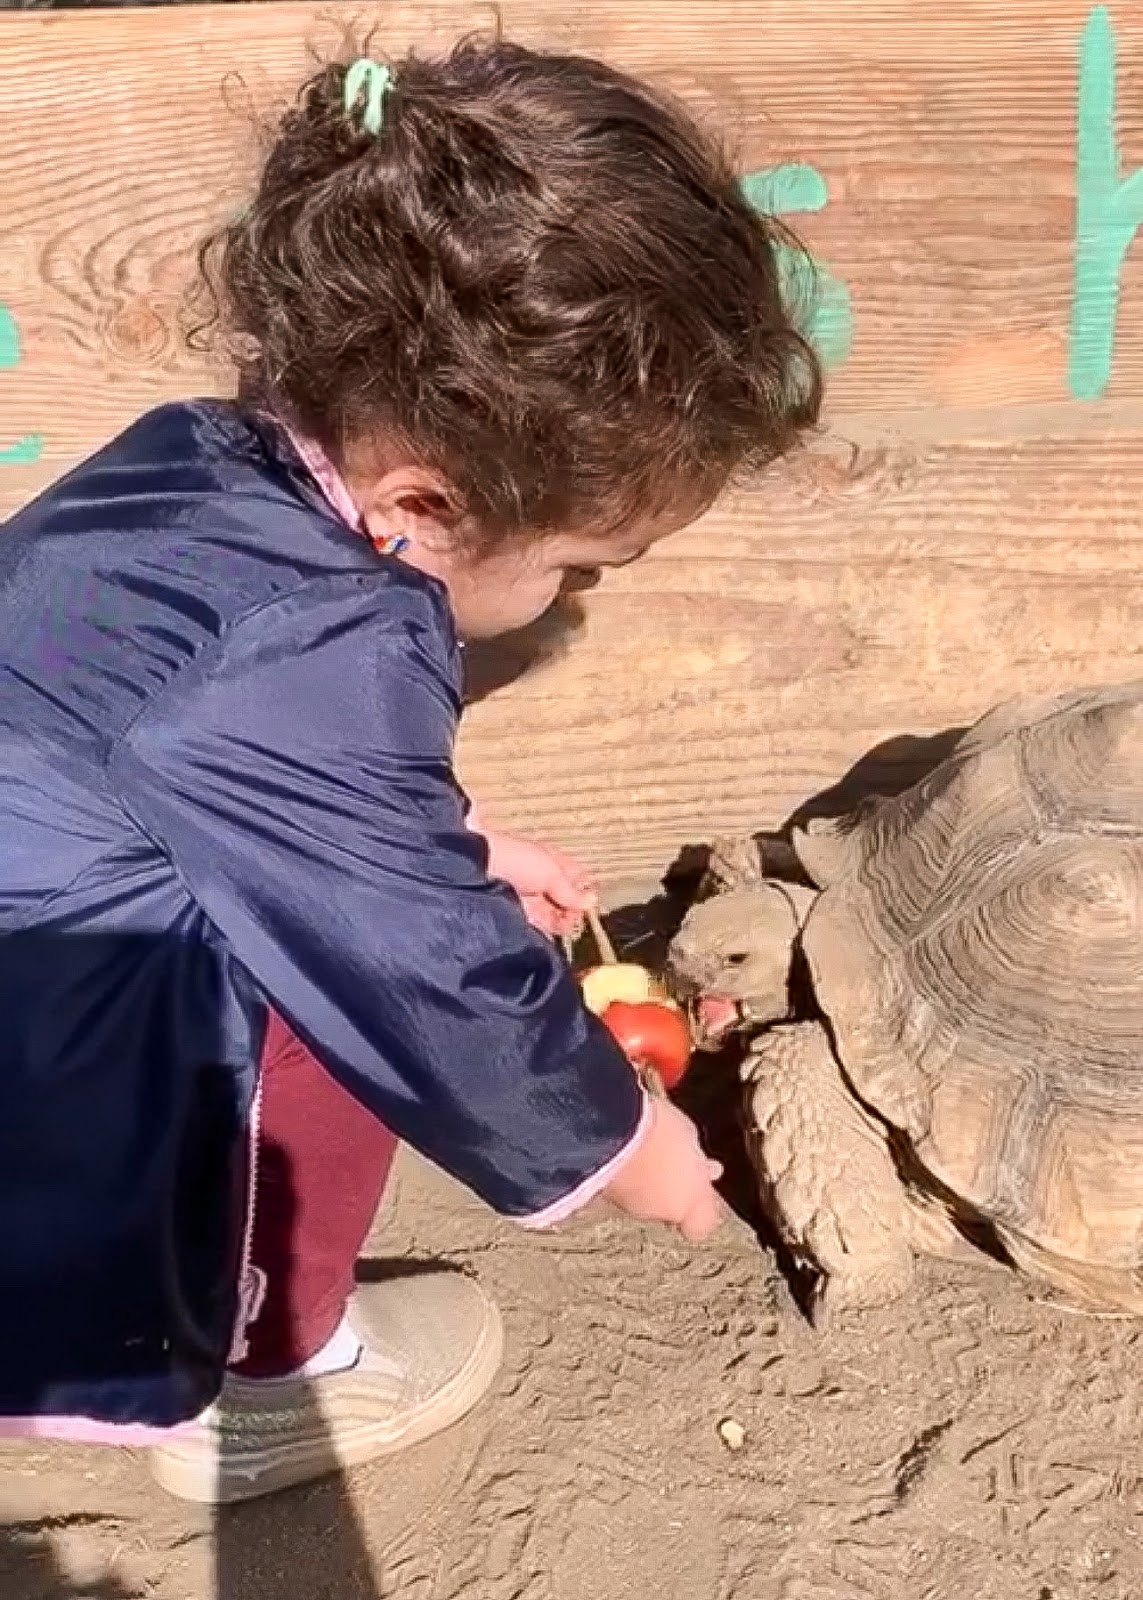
[2,2,1143,885]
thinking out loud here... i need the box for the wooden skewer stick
[586,906,617,966]
[580,910,671,1099]
[641,1064,666,1100]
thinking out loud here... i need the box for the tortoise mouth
[692,994,749,1050]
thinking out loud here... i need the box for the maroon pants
[234,1012,399,1379]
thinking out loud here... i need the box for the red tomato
[600,1000,693,1092]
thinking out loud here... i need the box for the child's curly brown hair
[197,38,823,544]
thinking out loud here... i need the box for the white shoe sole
[149,1296,504,1504]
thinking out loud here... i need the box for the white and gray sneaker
[149,1271,504,1504]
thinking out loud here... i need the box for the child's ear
[360,466,460,550]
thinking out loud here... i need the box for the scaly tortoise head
[668,835,817,1046]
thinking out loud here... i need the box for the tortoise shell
[800,682,1143,1294]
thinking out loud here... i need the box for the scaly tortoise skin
[669,682,1143,1319]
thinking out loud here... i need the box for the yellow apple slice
[580,962,677,1016]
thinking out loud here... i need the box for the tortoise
[668,682,1143,1320]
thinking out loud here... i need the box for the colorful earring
[375,533,410,558]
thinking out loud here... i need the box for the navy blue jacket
[0,402,641,1427]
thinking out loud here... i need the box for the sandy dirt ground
[4,1058,1143,1600]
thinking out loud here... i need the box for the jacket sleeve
[110,571,647,1221]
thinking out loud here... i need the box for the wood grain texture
[2,3,1143,882]
[3,0,1143,487]
[459,429,1143,876]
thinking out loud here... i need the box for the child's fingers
[678,1181,726,1243]
[538,847,598,910]
[550,902,592,936]
[544,878,596,915]
[519,894,560,935]
[520,895,585,939]
[528,883,592,928]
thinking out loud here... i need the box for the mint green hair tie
[344,57,393,137]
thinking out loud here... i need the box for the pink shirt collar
[280,420,366,534]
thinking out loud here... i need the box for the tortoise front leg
[743,1023,916,1322]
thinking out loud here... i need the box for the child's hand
[603,1098,725,1243]
[480,825,597,937]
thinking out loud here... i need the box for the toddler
[0,38,820,1503]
